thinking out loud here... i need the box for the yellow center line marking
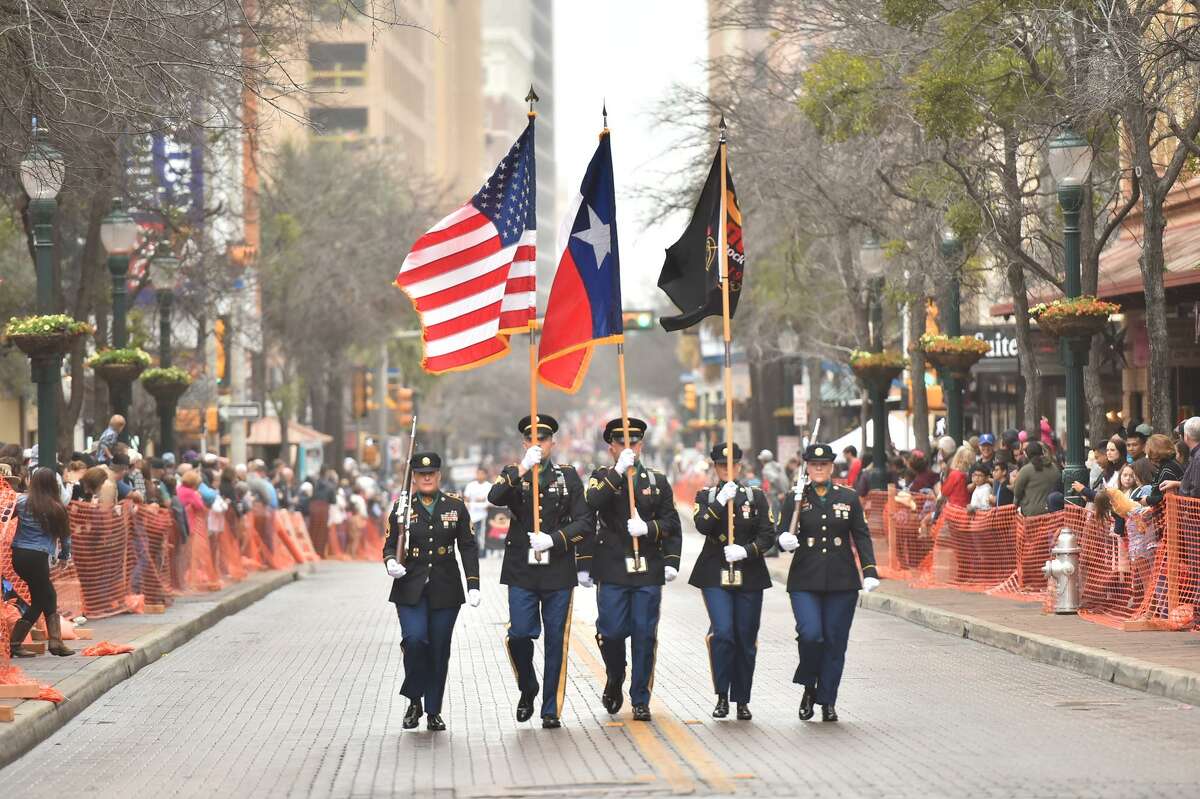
[570,630,695,795]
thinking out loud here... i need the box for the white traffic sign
[219,402,261,420]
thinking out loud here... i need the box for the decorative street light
[100,197,140,417]
[860,234,888,490]
[150,241,181,455]
[939,229,964,443]
[20,122,66,467]
[1047,128,1094,495]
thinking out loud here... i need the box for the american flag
[395,121,537,373]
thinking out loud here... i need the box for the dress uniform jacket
[583,464,681,586]
[778,482,878,592]
[489,462,593,591]
[382,492,480,608]
[689,484,775,591]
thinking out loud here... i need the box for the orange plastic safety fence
[68,501,136,619]
[324,519,351,560]
[289,511,322,562]
[880,489,936,580]
[359,517,386,561]
[919,504,1023,592]
[131,505,176,607]
[244,510,295,571]
[185,506,223,592]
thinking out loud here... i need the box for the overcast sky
[552,1,708,307]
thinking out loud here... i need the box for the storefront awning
[991,211,1200,316]
[246,417,333,446]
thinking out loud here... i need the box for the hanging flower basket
[141,367,192,404]
[88,348,151,386]
[849,350,907,391]
[3,315,91,357]
[1031,297,1120,339]
[919,334,990,376]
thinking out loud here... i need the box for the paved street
[3,529,1199,798]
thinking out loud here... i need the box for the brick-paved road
[4,527,1199,798]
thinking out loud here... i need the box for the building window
[309,107,368,140]
[309,42,367,88]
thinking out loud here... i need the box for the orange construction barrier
[184,506,222,592]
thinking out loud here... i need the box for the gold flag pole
[526,85,544,564]
[717,116,741,587]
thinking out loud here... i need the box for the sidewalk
[764,559,1200,707]
[1,567,304,768]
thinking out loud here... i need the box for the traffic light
[622,310,655,330]
[364,370,376,412]
[351,367,369,418]
[683,383,697,411]
[215,316,229,390]
[391,385,415,426]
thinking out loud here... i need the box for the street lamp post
[861,235,888,490]
[1047,129,1094,495]
[939,231,964,443]
[152,242,180,455]
[100,198,140,417]
[20,123,66,468]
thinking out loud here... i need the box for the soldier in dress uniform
[583,417,681,722]
[689,442,775,721]
[488,414,593,729]
[383,452,480,732]
[776,443,880,722]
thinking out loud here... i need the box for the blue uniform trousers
[789,590,858,706]
[396,593,460,715]
[506,585,574,718]
[701,587,763,704]
[596,583,661,706]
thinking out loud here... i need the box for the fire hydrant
[1042,528,1081,614]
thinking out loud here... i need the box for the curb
[0,568,302,768]
[763,559,1200,707]
[859,590,1200,707]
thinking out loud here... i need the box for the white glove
[385,558,406,579]
[467,588,481,607]
[716,481,738,506]
[577,570,594,588]
[862,577,880,593]
[520,445,543,472]
[778,532,800,552]
[395,491,408,510]
[664,566,678,582]
[627,517,648,537]
[615,448,637,474]
[723,544,748,562]
[529,531,554,552]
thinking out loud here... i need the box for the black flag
[657,149,745,332]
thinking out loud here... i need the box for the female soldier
[383,452,481,732]
[777,443,880,722]
[689,442,775,720]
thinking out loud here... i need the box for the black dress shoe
[631,703,652,722]
[736,703,752,721]
[516,689,538,722]
[712,696,729,718]
[403,700,423,730]
[427,714,446,731]
[799,687,816,721]
[602,680,623,715]
[822,704,838,722]
[541,715,561,729]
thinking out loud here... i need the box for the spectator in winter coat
[1143,433,1184,507]
[1177,417,1200,498]
[1012,442,1061,517]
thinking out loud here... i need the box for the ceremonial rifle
[786,418,821,537]
[396,415,419,564]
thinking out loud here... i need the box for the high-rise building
[482,0,556,288]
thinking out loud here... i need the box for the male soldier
[777,443,879,723]
[383,452,481,732]
[690,443,775,721]
[584,417,681,722]
[489,415,593,729]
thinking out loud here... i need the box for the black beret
[710,442,742,462]
[410,451,442,472]
[803,443,835,463]
[518,415,559,437]
[603,417,647,444]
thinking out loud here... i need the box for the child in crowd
[967,464,994,511]
[992,462,1015,507]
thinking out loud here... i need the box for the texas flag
[537,133,624,392]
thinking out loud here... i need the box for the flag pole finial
[526,85,539,118]
[719,114,727,143]
[601,100,609,138]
